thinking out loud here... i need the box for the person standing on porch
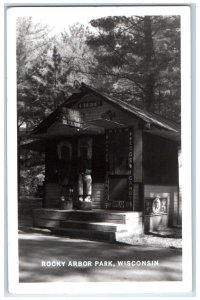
[78,138,92,203]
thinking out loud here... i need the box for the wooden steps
[59,220,126,232]
[60,211,127,223]
[51,227,116,242]
[33,209,143,244]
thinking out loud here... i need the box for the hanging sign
[62,108,84,128]
[77,100,102,109]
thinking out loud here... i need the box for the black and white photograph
[5,4,193,296]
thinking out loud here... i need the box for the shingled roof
[32,82,180,135]
[82,83,180,133]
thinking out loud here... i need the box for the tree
[59,23,96,86]
[17,17,54,131]
[17,17,53,197]
[86,15,181,121]
[38,45,70,110]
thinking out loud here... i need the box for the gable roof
[32,82,180,135]
[82,83,180,133]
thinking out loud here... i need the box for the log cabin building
[22,82,181,243]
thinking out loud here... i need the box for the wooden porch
[33,208,143,243]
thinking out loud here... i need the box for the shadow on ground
[18,227,182,283]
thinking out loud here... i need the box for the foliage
[17,17,54,130]
[17,20,96,132]
[86,16,181,121]
[19,148,45,196]
[59,23,96,85]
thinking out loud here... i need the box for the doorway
[105,128,134,210]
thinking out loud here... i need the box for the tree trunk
[143,16,155,112]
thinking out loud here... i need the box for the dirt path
[18,227,182,283]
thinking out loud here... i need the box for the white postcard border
[6,4,192,296]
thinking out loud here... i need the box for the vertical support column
[128,128,134,210]
[133,129,143,212]
[134,129,143,182]
[104,131,111,209]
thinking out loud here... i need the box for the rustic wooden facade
[23,82,181,240]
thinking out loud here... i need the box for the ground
[120,227,182,248]
[18,226,182,282]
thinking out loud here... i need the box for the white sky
[9,6,184,35]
